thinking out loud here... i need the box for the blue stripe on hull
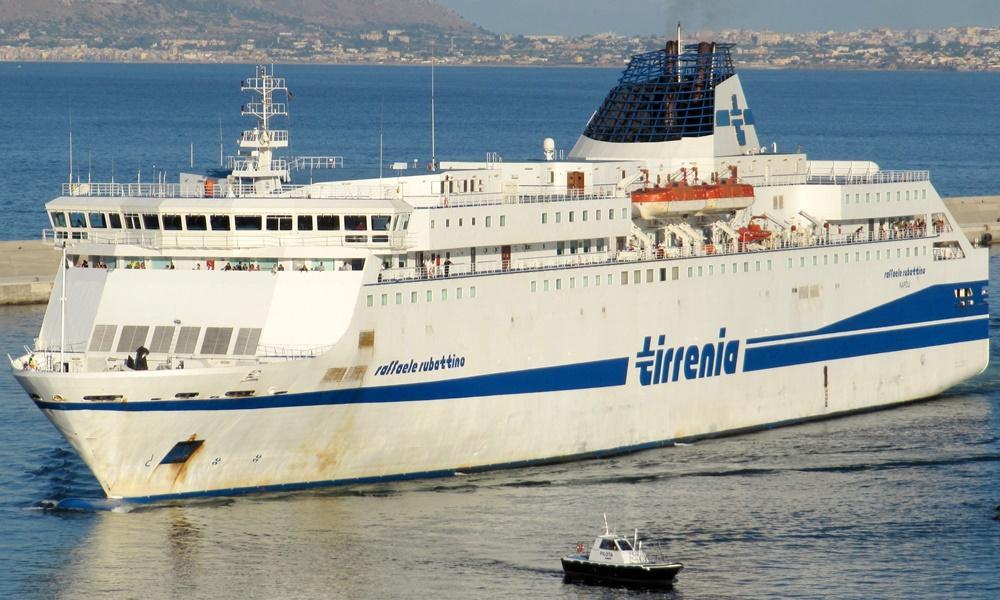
[35,357,630,412]
[744,317,989,372]
[746,280,988,345]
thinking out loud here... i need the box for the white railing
[69,230,407,250]
[757,170,930,187]
[290,156,344,170]
[62,182,301,199]
[239,130,289,144]
[377,227,936,283]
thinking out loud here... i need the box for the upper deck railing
[377,226,936,283]
[62,182,297,199]
[750,170,930,188]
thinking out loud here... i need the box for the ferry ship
[10,38,990,502]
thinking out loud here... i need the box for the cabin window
[298,215,314,231]
[162,215,183,231]
[142,214,160,230]
[185,215,208,231]
[659,268,667,281]
[426,290,433,302]
[266,215,293,231]
[174,326,200,354]
[200,327,233,355]
[108,213,123,229]
[69,212,87,228]
[210,215,231,231]
[618,539,633,551]
[569,211,575,223]
[500,215,506,227]
[371,215,391,231]
[608,209,614,220]
[50,212,67,228]
[600,539,616,550]
[582,211,588,222]
[345,215,367,231]
[317,215,340,231]
[542,213,547,224]
[621,208,628,219]
[556,212,561,224]
[234,216,262,231]
[470,286,476,298]
[88,213,107,229]
[411,291,418,303]
[620,271,628,285]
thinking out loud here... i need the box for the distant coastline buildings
[0,26,997,71]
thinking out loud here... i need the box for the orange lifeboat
[738,217,773,247]
[631,179,754,219]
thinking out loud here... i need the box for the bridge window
[162,215,183,231]
[371,215,391,231]
[124,213,141,229]
[210,215,231,231]
[345,215,367,231]
[298,215,314,231]
[108,213,122,229]
[234,216,262,231]
[266,215,293,231]
[142,214,160,230]
[50,212,67,228]
[317,215,340,231]
[185,215,208,231]
[88,213,107,228]
[69,212,87,228]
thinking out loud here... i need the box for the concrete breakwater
[0,240,60,306]
[944,196,1000,246]
[0,196,995,306]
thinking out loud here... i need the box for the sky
[438,0,1000,36]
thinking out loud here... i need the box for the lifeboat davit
[631,179,755,219]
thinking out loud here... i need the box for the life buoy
[204,179,215,198]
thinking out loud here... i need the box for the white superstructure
[11,40,989,502]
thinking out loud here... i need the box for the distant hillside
[0,0,478,45]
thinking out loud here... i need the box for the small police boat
[561,517,683,589]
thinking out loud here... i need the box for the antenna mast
[68,101,73,185]
[430,43,437,172]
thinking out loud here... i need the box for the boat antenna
[190,142,194,169]
[379,98,384,191]
[676,22,682,83]
[430,42,437,172]
[218,114,224,168]
[67,99,73,185]
[603,513,610,536]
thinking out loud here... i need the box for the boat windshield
[616,539,633,551]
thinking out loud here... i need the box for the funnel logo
[715,94,754,146]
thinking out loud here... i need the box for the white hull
[16,243,990,500]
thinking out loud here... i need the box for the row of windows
[367,286,478,307]
[541,207,628,225]
[557,239,607,255]
[844,189,927,205]
[431,215,505,229]
[89,324,261,357]
[51,211,407,234]
[527,244,931,291]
